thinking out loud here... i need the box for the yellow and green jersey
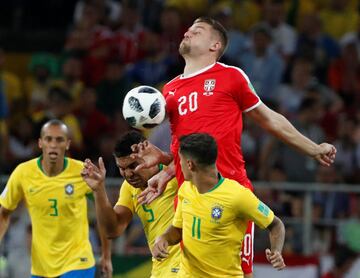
[116,175,180,278]
[173,176,274,278]
[0,157,95,277]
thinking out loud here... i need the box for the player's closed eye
[44,137,65,143]
[118,162,138,173]
[127,162,139,170]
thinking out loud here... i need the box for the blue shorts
[31,266,96,278]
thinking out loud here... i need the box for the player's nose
[183,30,191,38]
[125,169,135,177]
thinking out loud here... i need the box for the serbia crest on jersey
[163,62,262,190]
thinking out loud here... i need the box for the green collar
[208,173,224,193]
[37,155,68,176]
[159,164,164,171]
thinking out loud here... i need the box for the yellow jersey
[0,157,95,277]
[116,176,180,278]
[173,176,274,278]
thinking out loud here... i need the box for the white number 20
[178,92,198,115]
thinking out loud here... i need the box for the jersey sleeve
[115,182,135,214]
[234,187,274,229]
[172,188,183,228]
[231,68,262,113]
[0,165,24,210]
[83,179,93,195]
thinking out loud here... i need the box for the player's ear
[38,138,43,150]
[187,160,195,171]
[66,140,71,151]
[209,41,221,53]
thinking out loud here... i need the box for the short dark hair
[179,133,217,166]
[114,131,146,157]
[40,119,68,137]
[194,17,228,60]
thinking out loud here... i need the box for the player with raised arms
[81,131,180,277]
[132,16,336,277]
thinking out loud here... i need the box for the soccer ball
[122,85,166,130]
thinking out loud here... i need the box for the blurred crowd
[0,0,360,260]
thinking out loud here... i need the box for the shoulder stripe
[243,101,262,113]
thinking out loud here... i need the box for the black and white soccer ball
[122,85,166,130]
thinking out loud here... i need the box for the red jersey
[163,62,261,190]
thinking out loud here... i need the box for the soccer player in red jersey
[133,17,337,278]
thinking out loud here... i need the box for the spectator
[321,245,357,278]
[212,5,248,66]
[7,116,37,171]
[158,6,185,60]
[95,58,132,118]
[333,116,358,182]
[275,58,315,117]
[25,53,58,113]
[32,86,83,153]
[340,20,360,59]
[239,23,284,101]
[313,165,349,220]
[52,55,84,109]
[0,48,22,112]
[73,0,122,27]
[0,87,8,174]
[66,1,113,85]
[127,31,177,87]
[211,0,261,33]
[164,0,209,25]
[96,134,118,177]
[328,35,360,110]
[139,0,164,32]
[320,0,359,40]
[296,13,340,83]
[65,0,113,53]
[261,98,326,183]
[263,0,297,62]
[337,194,360,253]
[74,86,112,158]
[112,2,147,64]
[280,98,325,182]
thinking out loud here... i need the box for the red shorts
[241,221,254,275]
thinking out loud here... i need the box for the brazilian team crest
[65,184,74,195]
[211,205,223,220]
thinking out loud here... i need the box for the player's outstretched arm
[247,104,336,166]
[152,225,182,261]
[131,140,174,171]
[82,158,114,277]
[138,161,176,205]
[266,216,286,270]
[82,158,133,238]
[97,224,113,278]
[0,206,12,243]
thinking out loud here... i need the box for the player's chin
[129,180,146,188]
